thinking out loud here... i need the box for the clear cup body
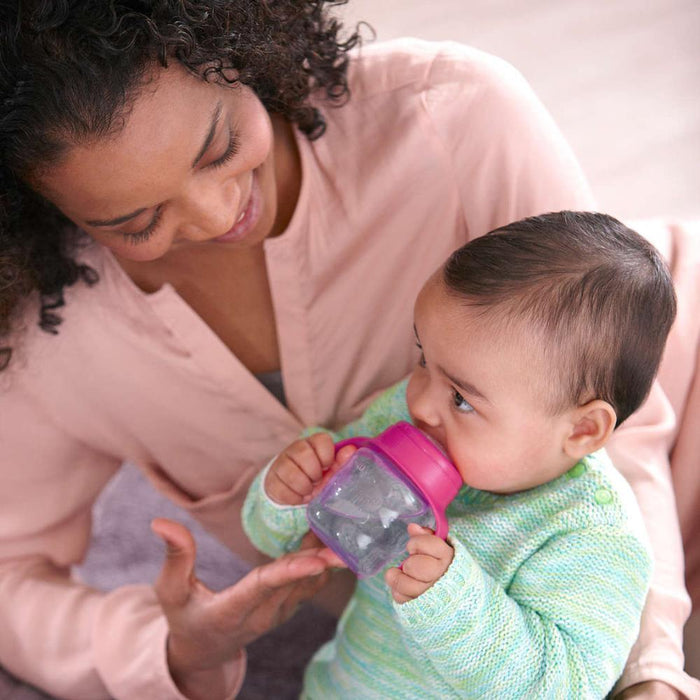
[307,446,436,578]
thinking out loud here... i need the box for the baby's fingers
[400,553,447,583]
[266,434,339,505]
[385,566,429,604]
[334,444,358,468]
[304,432,337,470]
[406,527,454,563]
[265,463,312,504]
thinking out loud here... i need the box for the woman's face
[34,63,293,263]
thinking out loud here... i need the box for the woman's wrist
[614,680,681,699]
[170,663,242,700]
[168,636,244,700]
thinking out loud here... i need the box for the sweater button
[594,488,613,505]
[567,463,586,478]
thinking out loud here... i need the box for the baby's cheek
[405,372,420,415]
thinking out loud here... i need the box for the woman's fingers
[150,522,337,673]
[228,549,328,609]
[151,518,202,608]
[203,550,331,646]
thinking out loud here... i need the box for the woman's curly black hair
[0,0,363,369]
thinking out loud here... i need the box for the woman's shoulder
[337,38,548,158]
[346,38,530,104]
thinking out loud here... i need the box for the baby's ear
[563,400,616,461]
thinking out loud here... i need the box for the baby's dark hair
[443,211,676,426]
[0,0,362,368]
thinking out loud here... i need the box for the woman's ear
[563,400,617,461]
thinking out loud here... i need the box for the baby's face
[406,275,576,494]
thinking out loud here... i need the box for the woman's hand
[615,680,682,699]
[151,518,339,700]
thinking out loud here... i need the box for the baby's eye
[452,389,474,413]
[415,342,426,367]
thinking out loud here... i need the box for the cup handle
[334,436,370,452]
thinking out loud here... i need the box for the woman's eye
[452,389,474,414]
[210,129,240,169]
[121,207,163,245]
[115,129,239,246]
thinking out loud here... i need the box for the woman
[0,1,696,698]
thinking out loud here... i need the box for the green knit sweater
[242,381,652,699]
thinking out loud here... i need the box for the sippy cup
[306,421,462,578]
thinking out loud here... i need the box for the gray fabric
[0,674,52,700]
[256,370,287,408]
[1,464,335,699]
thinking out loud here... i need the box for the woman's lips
[212,172,261,243]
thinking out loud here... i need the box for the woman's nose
[174,174,241,241]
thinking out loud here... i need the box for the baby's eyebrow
[440,366,489,403]
[85,100,224,228]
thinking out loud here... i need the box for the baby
[243,211,676,698]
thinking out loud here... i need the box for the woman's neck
[269,114,302,239]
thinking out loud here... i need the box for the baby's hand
[385,524,454,604]
[265,433,350,506]
[265,433,335,505]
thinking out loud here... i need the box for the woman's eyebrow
[85,101,224,228]
[86,207,148,227]
[191,100,223,167]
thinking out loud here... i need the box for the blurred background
[336,0,700,221]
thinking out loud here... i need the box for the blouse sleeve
[0,376,245,699]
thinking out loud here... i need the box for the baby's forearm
[393,534,650,698]
[241,466,309,558]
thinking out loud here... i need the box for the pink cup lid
[336,421,462,538]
